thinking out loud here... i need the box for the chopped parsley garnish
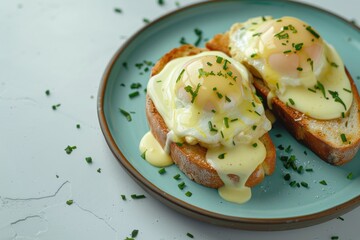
[347,172,354,180]
[305,26,320,38]
[130,83,142,89]
[178,182,186,190]
[131,194,146,199]
[85,157,92,164]
[158,168,166,174]
[315,81,328,99]
[52,104,61,110]
[319,180,327,185]
[114,8,122,13]
[328,90,347,110]
[119,108,132,122]
[65,145,77,154]
[185,191,192,197]
[129,91,139,98]
[184,83,201,103]
[45,90,50,96]
[66,200,74,205]
[330,62,339,68]
[186,232,194,238]
[284,173,291,181]
[294,43,304,51]
[218,153,226,159]
[141,150,146,160]
[194,28,203,46]
[131,229,139,238]
[340,133,347,143]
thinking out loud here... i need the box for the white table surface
[1,0,359,239]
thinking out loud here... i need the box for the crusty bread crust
[206,34,360,165]
[146,45,276,188]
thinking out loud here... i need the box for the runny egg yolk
[141,51,272,204]
[229,16,353,120]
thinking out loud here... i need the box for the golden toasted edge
[206,33,360,165]
[146,44,276,188]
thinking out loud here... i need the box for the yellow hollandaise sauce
[229,16,353,120]
[140,51,271,204]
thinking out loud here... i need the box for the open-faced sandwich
[207,16,360,165]
[139,45,276,204]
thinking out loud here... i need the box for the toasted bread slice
[146,45,276,188]
[206,34,360,165]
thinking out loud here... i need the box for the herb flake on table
[65,145,77,154]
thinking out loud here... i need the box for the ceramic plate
[98,0,360,230]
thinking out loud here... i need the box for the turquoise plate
[98,0,360,230]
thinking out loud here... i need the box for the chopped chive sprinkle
[216,56,223,63]
[315,81,328,99]
[158,0,164,5]
[121,195,126,200]
[45,90,50,96]
[343,88,352,93]
[231,118,238,122]
[143,18,150,24]
[252,143,257,148]
[66,200,74,205]
[207,62,212,66]
[319,180,327,185]
[223,59,230,70]
[308,88,316,93]
[216,92,223,99]
[250,53,257,58]
[185,191,192,197]
[176,69,185,83]
[225,96,231,102]
[184,83,201,103]
[65,145,77,154]
[186,232,194,238]
[218,153,226,159]
[305,26,320,38]
[208,121,218,132]
[341,112,345,118]
[122,62,128,69]
[97,168,101,173]
[337,216,344,221]
[275,133,282,138]
[254,111,261,116]
[173,174,181,180]
[76,124,80,129]
[131,194,146,199]
[223,117,229,128]
[289,181,297,187]
[297,67,303,71]
[130,83,142,89]
[283,50,291,54]
[129,91,139,98]
[194,28,203,46]
[305,168,313,172]
[119,108,132,122]
[288,98,295,105]
[297,165,304,174]
[252,125,257,130]
[176,142,183,147]
[85,157,92,164]
[329,90,347,110]
[158,168,166,174]
[331,236,339,240]
[178,182,186,190]
[340,133,347,143]
[252,32,262,37]
[347,172,353,180]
